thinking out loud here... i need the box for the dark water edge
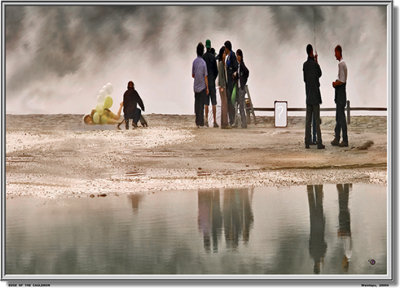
[5,184,387,275]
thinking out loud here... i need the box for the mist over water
[5,5,387,114]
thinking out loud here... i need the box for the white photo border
[1,0,395,285]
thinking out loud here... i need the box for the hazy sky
[5,5,387,114]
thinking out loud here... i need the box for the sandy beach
[5,114,387,199]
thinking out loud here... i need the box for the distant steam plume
[5,5,387,114]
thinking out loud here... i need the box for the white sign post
[274,101,288,128]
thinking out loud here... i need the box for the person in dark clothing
[123,81,145,130]
[203,39,219,128]
[303,44,325,149]
[235,49,249,128]
[210,48,216,56]
[217,46,229,129]
[331,45,349,147]
[224,40,238,126]
[116,110,148,130]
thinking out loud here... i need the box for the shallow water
[5,184,387,275]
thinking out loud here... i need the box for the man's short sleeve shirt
[337,59,347,83]
[192,57,208,93]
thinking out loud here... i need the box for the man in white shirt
[331,45,348,147]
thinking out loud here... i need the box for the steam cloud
[5,5,387,114]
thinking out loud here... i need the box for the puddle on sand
[5,184,387,275]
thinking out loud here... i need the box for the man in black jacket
[203,39,219,128]
[236,49,249,128]
[123,81,145,130]
[303,44,325,149]
[224,40,238,126]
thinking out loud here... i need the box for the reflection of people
[223,188,254,249]
[128,193,143,213]
[337,183,352,272]
[331,45,348,147]
[123,81,145,130]
[303,44,324,149]
[83,102,123,125]
[198,189,223,253]
[307,185,327,274]
[203,39,219,128]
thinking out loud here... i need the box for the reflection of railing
[253,100,387,124]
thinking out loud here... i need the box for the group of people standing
[192,39,250,129]
[303,44,348,149]
[193,39,349,152]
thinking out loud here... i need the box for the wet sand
[5,114,387,198]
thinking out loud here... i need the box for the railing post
[346,100,350,124]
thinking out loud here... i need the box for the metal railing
[252,101,387,124]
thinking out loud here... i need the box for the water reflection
[197,189,222,253]
[337,184,352,272]
[307,185,327,274]
[223,188,254,250]
[197,188,254,252]
[128,193,143,214]
[5,184,386,274]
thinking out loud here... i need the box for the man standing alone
[192,42,209,128]
[331,45,348,147]
[303,44,325,149]
[203,39,219,128]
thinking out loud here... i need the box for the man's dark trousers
[308,112,317,143]
[124,108,142,128]
[305,104,322,145]
[335,104,348,143]
[311,112,317,143]
[207,79,217,106]
[226,84,235,126]
[195,89,206,126]
[334,84,348,143]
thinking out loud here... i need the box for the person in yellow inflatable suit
[83,102,123,125]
